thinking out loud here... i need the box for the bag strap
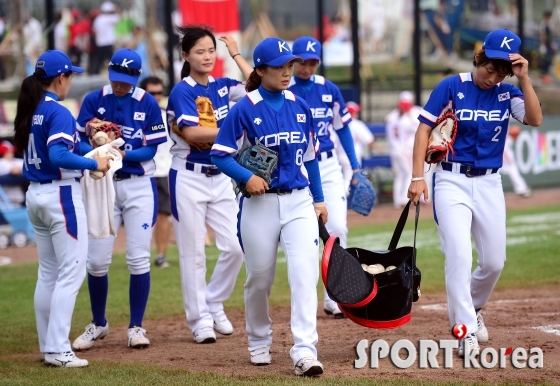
[318,218,330,244]
[412,201,420,270]
[387,200,420,252]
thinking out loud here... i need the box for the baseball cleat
[458,333,480,357]
[249,345,271,366]
[323,299,344,319]
[154,255,170,268]
[475,311,489,343]
[43,351,89,367]
[72,322,110,351]
[128,326,150,348]
[211,310,234,335]
[193,326,216,344]
[294,356,324,376]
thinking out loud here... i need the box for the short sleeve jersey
[418,73,525,169]
[23,95,82,182]
[77,85,167,176]
[166,75,245,165]
[288,75,352,153]
[210,89,318,190]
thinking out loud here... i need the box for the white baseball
[90,149,107,180]
[385,265,397,272]
[93,131,109,146]
[366,264,385,275]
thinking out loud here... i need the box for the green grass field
[1,204,559,385]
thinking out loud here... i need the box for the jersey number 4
[25,133,43,170]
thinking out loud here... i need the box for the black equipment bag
[320,201,421,329]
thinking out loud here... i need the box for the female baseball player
[210,37,328,376]
[408,29,542,357]
[166,26,252,344]
[14,50,111,367]
[72,48,168,350]
[288,36,361,318]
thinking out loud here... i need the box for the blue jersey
[23,95,82,182]
[419,73,526,169]
[210,89,318,190]
[77,85,167,176]
[166,75,245,165]
[288,75,352,152]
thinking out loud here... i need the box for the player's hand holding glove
[87,118,121,148]
[425,101,458,164]
[348,170,376,216]
[236,144,278,198]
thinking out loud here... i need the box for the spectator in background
[385,91,427,207]
[333,101,376,193]
[69,9,91,67]
[139,76,172,268]
[23,11,44,76]
[539,10,556,84]
[0,140,25,208]
[0,17,6,80]
[91,1,121,74]
[54,11,68,53]
[127,26,150,82]
[501,125,532,198]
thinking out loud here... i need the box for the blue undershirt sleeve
[49,142,98,171]
[77,133,94,155]
[304,157,324,203]
[337,125,361,170]
[123,144,158,162]
[211,154,254,184]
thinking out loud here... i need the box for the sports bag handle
[387,200,420,251]
[318,218,330,243]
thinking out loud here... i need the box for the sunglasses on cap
[148,91,163,96]
[109,64,142,76]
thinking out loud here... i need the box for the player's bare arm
[408,122,431,205]
[181,125,220,142]
[219,35,253,80]
[509,53,543,127]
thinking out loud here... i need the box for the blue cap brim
[484,49,512,61]
[108,69,139,85]
[264,55,304,67]
[298,53,321,61]
[72,65,84,74]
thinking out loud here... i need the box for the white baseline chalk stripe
[532,325,560,336]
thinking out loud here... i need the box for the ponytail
[245,67,265,92]
[180,61,191,79]
[14,70,53,151]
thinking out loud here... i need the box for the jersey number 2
[26,133,42,170]
[491,126,502,142]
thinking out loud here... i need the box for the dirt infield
[11,285,560,383]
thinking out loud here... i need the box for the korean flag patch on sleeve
[134,112,146,121]
[297,114,306,122]
[498,92,510,102]
[322,94,332,102]
[218,86,228,97]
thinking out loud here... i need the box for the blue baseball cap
[482,29,521,61]
[253,37,303,67]
[35,50,84,79]
[292,36,321,61]
[108,48,142,85]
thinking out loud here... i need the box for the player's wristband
[231,53,241,59]
[411,177,424,182]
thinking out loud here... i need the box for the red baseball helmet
[346,101,360,115]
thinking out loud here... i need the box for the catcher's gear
[347,170,375,216]
[425,101,458,164]
[87,118,121,146]
[236,144,278,198]
[172,96,217,151]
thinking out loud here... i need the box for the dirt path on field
[10,284,560,383]
[2,187,560,267]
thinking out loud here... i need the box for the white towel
[81,138,124,238]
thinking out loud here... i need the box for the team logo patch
[254,117,262,125]
[134,112,146,121]
[457,92,464,99]
[322,94,332,102]
[98,107,106,115]
[218,86,228,97]
[498,92,510,102]
[297,114,306,122]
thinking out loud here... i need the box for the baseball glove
[425,101,458,164]
[236,144,278,198]
[87,118,121,147]
[348,170,376,216]
[172,96,217,151]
